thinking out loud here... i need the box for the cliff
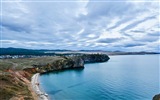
[153,94,160,100]
[0,54,110,100]
[82,54,110,63]
[24,54,110,74]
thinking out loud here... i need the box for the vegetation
[22,54,109,73]
[0,73,33,100]
[0,56,64,71]
[0,53,110,100]
[0,48,55,56]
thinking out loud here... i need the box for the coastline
[31,73,49,100]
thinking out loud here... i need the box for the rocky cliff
[81,54,110,63]
[153,94,160,100]
[0,54,109,100]
[23,54,110,74]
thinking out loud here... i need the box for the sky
[0,0,160,52]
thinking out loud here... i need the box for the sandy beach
[31,73,49,100]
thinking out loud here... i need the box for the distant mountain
[106,51,160,55]
[0,48,54,55]
[0,47,159,55]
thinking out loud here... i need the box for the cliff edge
[0,54,110,100]
[153,94,160,100]
[24,54,110,73]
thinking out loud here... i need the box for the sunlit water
[39,55,159,100]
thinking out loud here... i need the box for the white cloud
[1,0,159,52]
[87,34,96,38]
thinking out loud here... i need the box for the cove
[39,55,159,100]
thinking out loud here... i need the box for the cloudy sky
[1,0,160,52]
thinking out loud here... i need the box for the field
[0,56,64,71]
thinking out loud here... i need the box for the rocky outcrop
[26,56,84,73]
[23,54,110,74]
[153,94,160,100]
[81,54,110,63]
[0,54,109,100]
[69,56,84,68]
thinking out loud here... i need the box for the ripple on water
[40,55,159,100]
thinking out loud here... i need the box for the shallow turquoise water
[39,55,159,100]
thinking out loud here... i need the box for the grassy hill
[0,54,110,100]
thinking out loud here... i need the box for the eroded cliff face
[0,54,109,100]
[81,54,110,63]
[23,54,110,74]
[70,56,84,68]
[24,56,85,73]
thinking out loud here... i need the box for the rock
[71,56,84,68]
[82,54,110,63]
[153,94,160,100]
[23,54,110,73]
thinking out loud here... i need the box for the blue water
[39,55,160,100]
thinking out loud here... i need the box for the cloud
[98,37,125,43]
[1,0,159,52]
[123,43,145,47]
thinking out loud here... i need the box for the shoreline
[31,73,49,100]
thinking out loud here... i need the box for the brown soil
[0,70,38,100]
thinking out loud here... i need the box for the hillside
[0,48,159,57]
[0,54,110,100]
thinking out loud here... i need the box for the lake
[39,55,159,100]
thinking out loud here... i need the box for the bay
[39,55,159,100]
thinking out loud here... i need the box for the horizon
[1,47,160,53]
[1,0,159,52]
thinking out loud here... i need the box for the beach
[31,73,49,100]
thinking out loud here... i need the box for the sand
[31,73,49,100]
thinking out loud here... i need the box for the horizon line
[1,0,159,2]
[0,47,159,53]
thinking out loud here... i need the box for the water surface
[40,55,159,100]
